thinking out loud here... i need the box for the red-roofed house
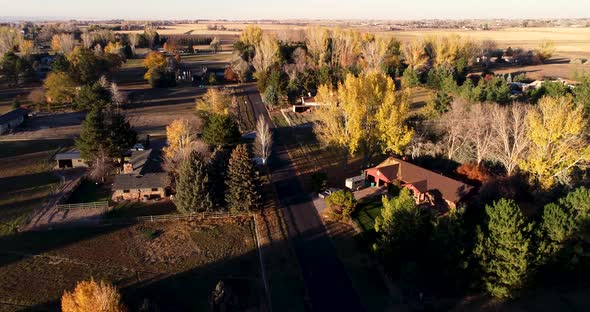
[365,157,473,209]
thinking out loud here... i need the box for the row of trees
[373,186,590,299]
[427,96,590,189]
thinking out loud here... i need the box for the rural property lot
[0,139,73,235]
[0,219,261,311]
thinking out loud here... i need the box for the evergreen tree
[203,114,240,148]
[74,82,111,110]
[538,187,590,270]
[76,108,107,162]
[474,198,532,298]
[225,144,260,213]
[175,151,213,213]
[209,148,230,208]
[108,113,137,161]
[374,188,432,283]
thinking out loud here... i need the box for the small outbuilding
[0,108,29,135]
[112,173,169,202]
[55,150,88,169]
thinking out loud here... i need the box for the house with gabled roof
[365,157,473,209]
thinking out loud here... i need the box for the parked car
[318,187,341,199]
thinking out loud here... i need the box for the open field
[0,139,73,235]
[0,219,261,311]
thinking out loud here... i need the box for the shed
[55,150,88,169]
[0,108,29,135]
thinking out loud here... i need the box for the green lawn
[65,179,111,204]
[353,197,384,234]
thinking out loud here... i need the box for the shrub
[456,162,491,184]
[325,190,357,221]
[62,279,126,312]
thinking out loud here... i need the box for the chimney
[123,163,133,174]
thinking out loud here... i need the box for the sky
[1,0,589,20]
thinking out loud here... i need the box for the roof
[0,108,29,125]
[112,173,169,190]
[127,149,152,175]
[55,150,83,160]
[366,157,473,204]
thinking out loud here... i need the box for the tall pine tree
[225,144,260,213]
[474,198,532,299]
[175,151,213,213]
[108,112,137,161]
[76,108,107,162]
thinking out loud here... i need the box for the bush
[62,279,126,312]
[456,162,491,185]
[325,190,357,221]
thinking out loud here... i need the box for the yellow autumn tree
[195,88,234,116]
[44,72,77,107]
[403,40,429,71]
[240,25,263,47]
[163,119,197,160]
[314,71,413,161]
[143,51,167,80]
[520,96,590,188]
[19,39,35,56]
[61,279,126,312]
[535,40,556,63]
[104,41,124,55]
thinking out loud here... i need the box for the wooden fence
[57,201,109,211]
[99,211,250,226]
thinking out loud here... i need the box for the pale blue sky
[1,0,589,20]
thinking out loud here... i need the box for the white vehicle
[318,187,341,199]
[132,143,145,151]
[345,175,366,191]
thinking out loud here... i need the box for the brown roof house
[112,173,169,202]
[112,149,169,202]
[365,157,473,209]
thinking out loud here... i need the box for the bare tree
[439,100,469,161]
[490,103,530,175]
[88,149,113,183]
[129,33,139,55]
[230,51,250,83]
[361,38,388,73]
[81,32,94,48]
[110,82,124,110]
[255,116,272,165]
[466,103,495,165]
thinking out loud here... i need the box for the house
[55,150,88,169]
[0,108,29,135]
[112,173,169,201]
[365,157,473,209]
[121,149,152,175]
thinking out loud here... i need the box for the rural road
[242,85,365,311]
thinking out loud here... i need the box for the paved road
[242,85,365,311]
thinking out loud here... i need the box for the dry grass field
[0,139,73,236]
[0,219,261,311]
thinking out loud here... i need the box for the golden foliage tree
[43,72,77,106]
[305,26,329,66]
[535,40,556,63]
[521,96,590,188]
[252,35,278,79]
[18,39,35,56]
[61,279,126,312]
[314,71,413,160]
[164,118,198,161]
[402,40,429,71]
[240,25,263,47]
[143,51,167,80]
[51,34,76,55]
[195,88,234,116]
